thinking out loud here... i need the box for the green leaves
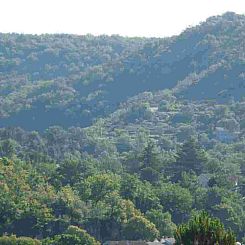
[79,173,121,203]
[0,158,54,235]
[0,235,41,244]
[158,182,193,223]
[122,215,159,241]
[175,211,236,245]
[146,209,176,237]
[45,225,100,245]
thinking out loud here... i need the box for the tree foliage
[175,211,236,245]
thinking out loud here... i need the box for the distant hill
[0,12,244,130]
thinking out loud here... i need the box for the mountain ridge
[0,12,244,130]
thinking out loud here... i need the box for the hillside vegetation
[0,12,244,130]
[0,12,244,244]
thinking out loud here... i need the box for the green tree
[0,235,41,244]
[122,215,160,241]
[171,138,207,182]
[120,174,160,213]
[138,141,162,183]
[79,173,121,203]
[0,158,54,237]
[140,141,161,170]
[202,187,245,239]
[158,183,193,223]
[175,211,236,245]
[0,139,17,158]
[50,186,88,235]
[46,225,100,245]
[57,154,97,186]
[145,209,176,237]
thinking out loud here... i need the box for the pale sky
[0,0,245,37]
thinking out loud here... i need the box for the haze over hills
[0,12,244,130]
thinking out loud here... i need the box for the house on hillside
[103,241,146,245]
[160,238,175,245]
[103,237,175,245]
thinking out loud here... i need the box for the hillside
[0,11,244,243]
[0,12,244,130]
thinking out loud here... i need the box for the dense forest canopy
[0,12,244,130]
[0,12,244,244]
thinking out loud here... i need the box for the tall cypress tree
[171,138,207,182]
[139,141,161,182]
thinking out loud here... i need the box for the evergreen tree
[139,141,161,182]
[175,211,236,245]
[172,138,207,182]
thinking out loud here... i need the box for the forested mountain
[0,12,244,130]
[0,12,244,244]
